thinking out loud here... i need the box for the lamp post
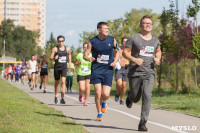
[2,0,6,68]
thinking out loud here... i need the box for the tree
[0,19,42,60]
[45,33,57,68]
[187,0,200,88]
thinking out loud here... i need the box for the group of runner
[1,15,161,131]
[49,15,161,131]
[2,63,26,84]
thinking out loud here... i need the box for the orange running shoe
[96,113,103,121]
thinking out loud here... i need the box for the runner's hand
[80,61,84,65]
[89,57,95,62]
[134,58,143,66]
[110,61,117,68]
[55,55,59,60]
[154,58,160,65]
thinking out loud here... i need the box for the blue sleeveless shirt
[90,35,114,75]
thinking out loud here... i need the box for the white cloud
[65,30,76,37]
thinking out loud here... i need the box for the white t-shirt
[29,60,37,73]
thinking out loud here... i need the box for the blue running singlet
[90,35,114,75]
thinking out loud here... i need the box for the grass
[0,79,88,133]
[48,77,200,117]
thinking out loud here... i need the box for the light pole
[2,0,6,68]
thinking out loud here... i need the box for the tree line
[0,19,43,61]
[78,1,200,93]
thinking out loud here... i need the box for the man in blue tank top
[50,35,71,104]
[84,22,120,121]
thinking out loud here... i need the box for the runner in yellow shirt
[66,62,75,93]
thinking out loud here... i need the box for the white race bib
[81,67,90,74]
[58,56,67,63]
[139,46,154,57]
[97,55,109,64]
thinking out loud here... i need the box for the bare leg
[84,79,90,101]
[94,84,102,113]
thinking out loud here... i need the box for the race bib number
[139,46,154,57]
[81,67,90,74]
[97,55,109,64]
[58,56,67,63]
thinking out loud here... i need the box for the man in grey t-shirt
[123,15,161,131]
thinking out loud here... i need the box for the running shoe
[39,85,42,89]
[120,99,125,105]
[83,101,88,106]
[138,124,148,131]
[79,95,83,102]
[35,84,37,88]
[54,97,59,104]
[115,94,119,102]
[60,99,65,104]
[31,87,33,91]
[70,89,72,93]
[101,101,107,113]
[96,113,103,121]
[43,90,46,93]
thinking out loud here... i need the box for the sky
[46,0,196,48]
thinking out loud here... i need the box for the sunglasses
[58,40,65,42]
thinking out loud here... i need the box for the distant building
[0,0,46,48]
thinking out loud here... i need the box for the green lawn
[0,79,88,133]
[55,78,200,117]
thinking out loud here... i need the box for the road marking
[47,89,187,133]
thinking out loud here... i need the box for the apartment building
[0,0,46,48]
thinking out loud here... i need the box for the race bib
[139,46,154,57]
[97,55,109,64]
[67,70,72,74]
[81,67,90,74]
[58,56,67,63]
[42,64,47,69]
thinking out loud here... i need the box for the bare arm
[83,41,95,62]
[110,39,119,67]
[123,47,143,66]
[154,47,162,65]
[50,47,58,60]
[67,47,72,68]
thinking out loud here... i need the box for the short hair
[97,22,108,29]
[57,35,65,41]
[121,37,128,43]
[140,15,152,24]
[83,42,87,48]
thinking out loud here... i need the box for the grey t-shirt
[126,33,160,77]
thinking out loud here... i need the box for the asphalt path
[7,80,200,133]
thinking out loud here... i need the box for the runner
[20,63,26,85]
[39,55,49,93]
[75,43,92,106]
[14,63,21,83]
[114,37,129,105]
[50,35,71,104]
[27,55,37,90]
[123,15,161,131]
[7,64,13,81]
[27,68,32,87]
[83,22,119,121]
[34,54,40,88]
[66,61,75,93]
